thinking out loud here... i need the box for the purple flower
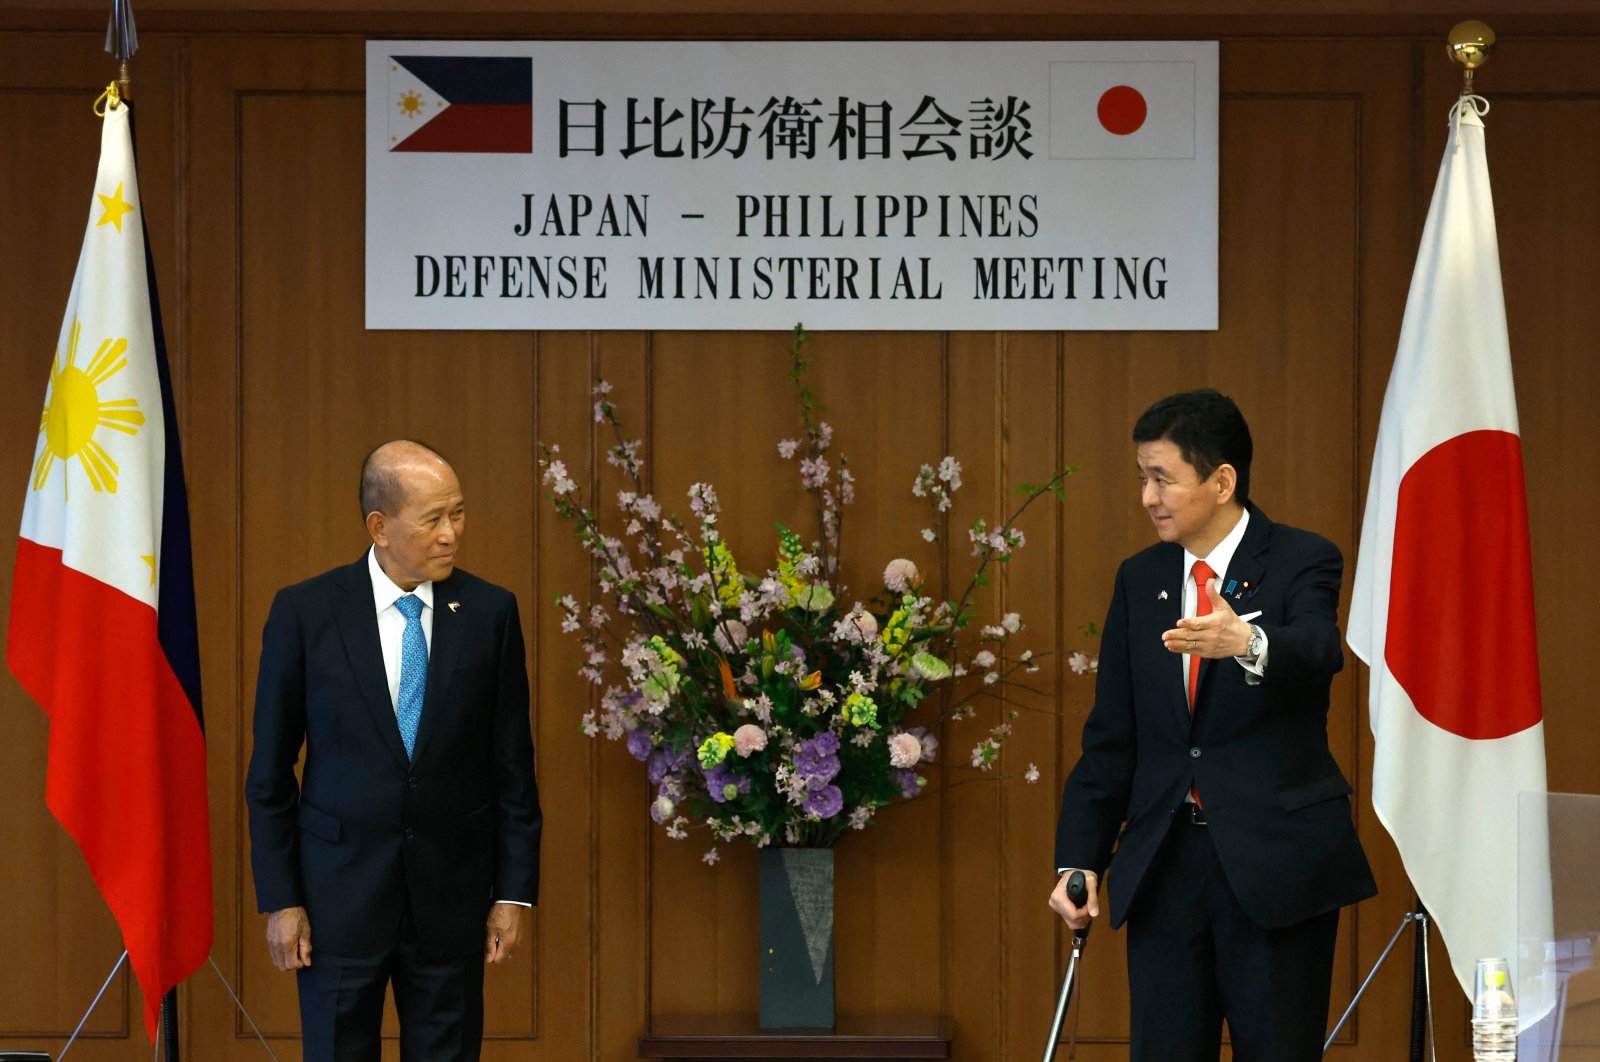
[702,762,751,804]
[896,770,923,799]
[647,745,689,785]
[803,784,844,819]
[626,727,654,762]
[793,739,841,782]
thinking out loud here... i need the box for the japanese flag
[1048,60,1196,159]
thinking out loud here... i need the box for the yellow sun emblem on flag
[398,90,425,119]
[32,317,146,497]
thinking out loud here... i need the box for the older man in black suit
[1051,390,1375,1061]
[246,439,541,1061]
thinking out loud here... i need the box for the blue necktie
[394,594,427,759]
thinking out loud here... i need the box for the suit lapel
[412,571,464,763]
[1148,547,1194,734]
[334,557,412,770]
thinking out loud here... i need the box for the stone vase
[757,846,835,1030]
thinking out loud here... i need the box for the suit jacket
[246,555,542,959]
[1055,504,1375,930]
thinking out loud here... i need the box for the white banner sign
[365,40,1217,331]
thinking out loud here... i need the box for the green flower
[697,732,736,768]
[793,584,835,613]
[844,692,879,729]
[910,652,951,682]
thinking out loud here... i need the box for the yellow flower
[845,693,879,729]
[799,670,823,691]
[697,732,736,768]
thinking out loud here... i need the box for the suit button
[408,776,419,790]
[1189,747,1201,759]
[404,828,415,840]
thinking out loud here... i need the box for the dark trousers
[1126,815,1339,1062]
[296,898,485,1062]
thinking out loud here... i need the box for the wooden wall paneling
[589,330,654,1061]
[187,33,546,1057]
[993,332,1071,1060]
[0,32,184,1056]
[533,328,610,1060]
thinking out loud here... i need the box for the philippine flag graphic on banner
[1049,59,1196,159]
[387,54,533,153]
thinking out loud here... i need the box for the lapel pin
[1157,590,1169,601]
[448,601,460,613]
[1224,579,1237,595]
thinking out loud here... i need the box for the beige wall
[2,4,1598,1058]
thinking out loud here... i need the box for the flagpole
[103,6,182,1055]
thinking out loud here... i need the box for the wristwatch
[1246,623,1265,658]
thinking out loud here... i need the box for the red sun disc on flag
[1385,429,1543,739]
[1097,86,1147,136]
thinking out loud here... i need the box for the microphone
[1067,870,1092,946]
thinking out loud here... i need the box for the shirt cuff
[495,900,533,907]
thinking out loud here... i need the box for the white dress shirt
[1181,507,1267,685]
[368,547,434,715]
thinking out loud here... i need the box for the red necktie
[1188,560,1216,808]
[1188,559,1216,710]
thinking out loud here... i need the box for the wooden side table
[638,1015,952,1060]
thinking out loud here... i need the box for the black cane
[1041,871,1093,1062]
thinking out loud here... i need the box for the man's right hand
[266,906,313,971]
[1048,870,1100,930]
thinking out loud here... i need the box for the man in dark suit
[246,439,541,1061]
[1050,390,1375,1061]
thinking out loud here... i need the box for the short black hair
[359,439,448,518]
[1132,389,1253,505]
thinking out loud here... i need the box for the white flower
[938,456,962,490]
[778,438,799,459]
[713,620,749,655]
[984,672,999,685]
[1024,763,1041,784]
[888,732,923,769]
[920,528,937,542]
[702,847,720,865]
[666,816,689,839]
[1068,652,1093,675]
[973,650,996,669]
[1002,612,1023,633]
[884,558,920,594]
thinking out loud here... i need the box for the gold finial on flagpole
[1448,20,1495,95]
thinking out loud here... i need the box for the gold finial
[1448,20,1496,94]
[93,78,122,116]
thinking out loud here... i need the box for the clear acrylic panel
[1519,792,1600,1062]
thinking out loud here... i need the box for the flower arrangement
[540,326,1092,861]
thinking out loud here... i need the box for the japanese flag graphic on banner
[1347,99,1552,1027]
[1048,59,1196,159]
[6,100,212,1042]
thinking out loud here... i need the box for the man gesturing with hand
[1052,390,1374,1062]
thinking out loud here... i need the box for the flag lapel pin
[448,601,460,613]
[1157,590,1169,601]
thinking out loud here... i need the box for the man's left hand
[1162,578,1252,659]
[485,902,524,965]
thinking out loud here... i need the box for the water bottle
[1472,957,1517,1061]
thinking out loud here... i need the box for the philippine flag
[6,102,212,1040]
[1348,100,1552,1026]
[1048,59,1196,159]
[387,54,533,153]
